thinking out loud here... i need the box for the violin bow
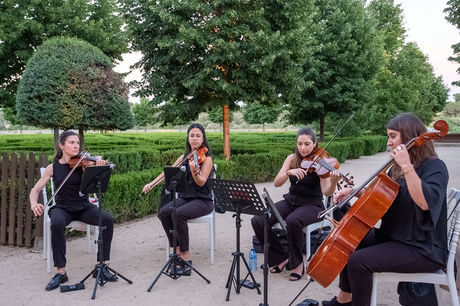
[306,113,354,173]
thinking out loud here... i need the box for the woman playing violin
[142,123,214,275]
[29,131,117,291]
[251,128,340,281]
[322,113,449,306]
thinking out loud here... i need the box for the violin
[189,146,208,169]
[142,145,208,195]
[68,152,115,170]
[300,149,354,186]
[43,151,114,207]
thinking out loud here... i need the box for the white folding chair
[41,167,98,273]
[371,187,460,306]
[304,196,334,261]
[165,164,217,264]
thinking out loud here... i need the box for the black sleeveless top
[283,171,324,208]
[53,160,89,211]
[179,152,213,201]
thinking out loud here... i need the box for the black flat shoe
[92,265,118,282]
[322,296,351,306]
[177,260,192,276]
[45,272,68,291]
[289,262,305,281]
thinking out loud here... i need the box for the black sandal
[289,262,305,281]
[269,261,288,274]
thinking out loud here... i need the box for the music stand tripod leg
[79,171,133,299]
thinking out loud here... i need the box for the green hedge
[103,168,163,222]
[2,132,388,223]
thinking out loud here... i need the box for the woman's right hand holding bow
[142,183,153,194]
[287,168,308,181]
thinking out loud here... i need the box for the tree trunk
[319,115,325,142]
[78,129,85,151]
[262,123,265,132]
[223,104,231,160]
[53,128,59,153]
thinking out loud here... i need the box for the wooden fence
[0,153,48,247]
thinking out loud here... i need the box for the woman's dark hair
[185,123,212,157]
[290,127,318,169]
[386,113,437,179]
[53,131,79,161]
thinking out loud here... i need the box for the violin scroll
[188,146,208,167]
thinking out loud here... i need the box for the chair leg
[166,238,170,261]
[447,281,460,306]
[86,224,91,253]
[210,220,214,265]
[43,218,47,260]
[370,275,378,306]
[47,223,51,274]
[306,228,312,261]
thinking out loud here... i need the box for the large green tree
[286,0,383,141]
[0,0,128,123]
[242,102,282,131]
[354,0,448,133]
[132,97,158,127]
[16,37,134,147]
[122,0,314,159]
[367,0,405,54]
[364,43,448,132]
[445,0,460,86]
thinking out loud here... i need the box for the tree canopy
[445,0,460,86]
[122,0,314,122]
[132,98,158,127]
[0,0,128,122]
[285,0,383,140]
[16,37,134,131]
[242,102,282,131]
[353,0,448,134]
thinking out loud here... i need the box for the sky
[395,0,460,101]
[115,0,460,103]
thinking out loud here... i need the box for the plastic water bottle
[249,248,257,271]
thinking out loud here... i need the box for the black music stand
[259,188,287,306]
[210,179,264,302]
[147,166,210,292]
[79,166,132,299]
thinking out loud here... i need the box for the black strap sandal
[289,272,303,281]
[289,262,305,281]
[269,264,286,274]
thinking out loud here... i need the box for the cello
[306,120,449,287]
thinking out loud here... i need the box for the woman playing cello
[322,113,449,306]
[251,127,340,281]
[142,123,214,275]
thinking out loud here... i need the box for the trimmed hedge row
[2,132,387,222]
[103,168,164,223]
[101,135,387,221]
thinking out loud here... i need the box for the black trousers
[49,205,114,268]
[339,230,442,306]
[251,199,322,269]
[158,197,214,252]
